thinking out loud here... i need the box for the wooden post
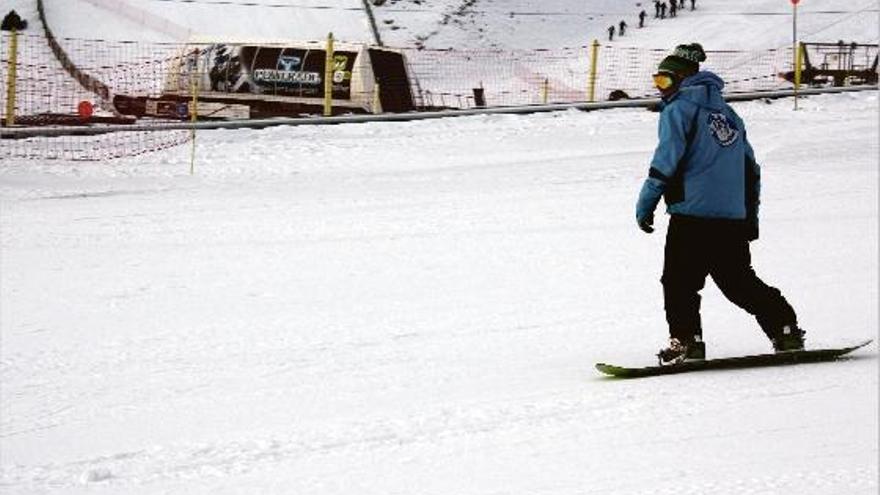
[372,82,382,114]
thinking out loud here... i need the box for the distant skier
[691,0,696,10]
[659,2,667,19]
[669,0,677,17]
[1,9,28,30]
[636,43,804,365]
[639,9,647,28]
[608,25,615,41]
[654,0,661,18]
[619,20,627,36]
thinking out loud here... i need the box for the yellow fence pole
[792,0,799,110]
[588,39,600,103]
[324,32,334,117]
[190,50,199,175]
[542,78,549,104]
[4,28,18,126]
[794,42,804,110]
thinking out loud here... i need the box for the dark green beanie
[657,43,707,77]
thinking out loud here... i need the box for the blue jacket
[636,71,760,227]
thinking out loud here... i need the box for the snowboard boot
[772,324,805,353]
[657,336,705,365]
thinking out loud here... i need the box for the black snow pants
[661,214,797,343]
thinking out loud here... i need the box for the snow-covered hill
[1,1,878,494]
[374,0,880,50]
[38,0,372,43]
[30,0,880,50]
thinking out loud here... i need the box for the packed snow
[30,0,880,49]
[39,0,371,43]
[1,0,878,494]
[374,0,880,50]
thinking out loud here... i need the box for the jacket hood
[681,71,725,92]
[659,70,726,110]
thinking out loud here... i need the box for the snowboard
[596,339,873,378]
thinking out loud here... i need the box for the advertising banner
[200,44,358,99]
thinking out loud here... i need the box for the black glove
[637,212,655,234]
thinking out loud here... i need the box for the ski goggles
[652,72,676,90]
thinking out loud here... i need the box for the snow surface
[374,0,880,50]
[2,90,877,495]
[40,0,371,43]
[32,0,880,49]
[2,1,879,494]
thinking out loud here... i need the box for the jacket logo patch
[707,112,739,147]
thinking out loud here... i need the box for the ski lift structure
[781,41,878,87]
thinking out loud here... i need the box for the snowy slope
[1,88,877,495]
[40,0,372,43]
[1,1,879,494]
[374,0,879,49]
[32,0,880,49]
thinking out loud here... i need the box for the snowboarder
[608,25,615,41]
[639,10,647,28]
[619,20,627,37]
[635,43,804,365]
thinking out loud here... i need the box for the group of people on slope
[609,0,697,41]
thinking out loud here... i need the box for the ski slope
[374,0,880,50]
[2,90,877,495]
[1,1,879,494]
[39,0,371,43]
[29,0,880,49]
